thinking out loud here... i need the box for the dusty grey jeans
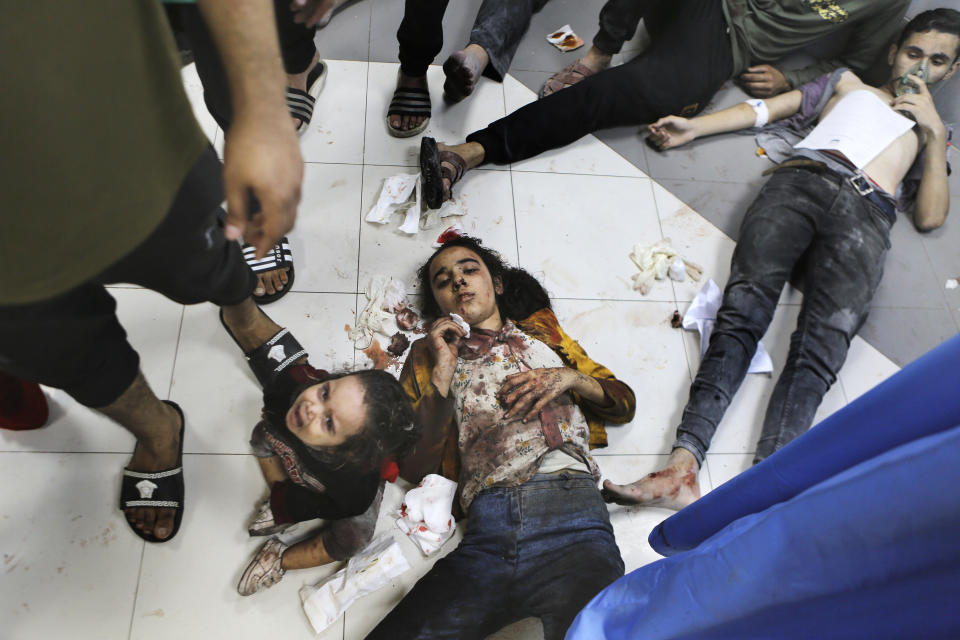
[674,166,894,465]
[398,0,551,80]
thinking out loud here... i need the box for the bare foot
[220,298,284,352]
[442,44,488,101]
[435,141,485,200]
[601,448,701,510]
[254,268,289,298]
[389,72,429,133]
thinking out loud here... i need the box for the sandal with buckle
[540,60,597,99]
[420,137,467,210]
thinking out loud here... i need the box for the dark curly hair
[296,369,418,473]
[416,235,551,322]
[898,9,960,61]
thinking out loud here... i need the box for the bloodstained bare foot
[601,447,701,510]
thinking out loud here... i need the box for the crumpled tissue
[630,239,703,295]
[683,279,773,374]
[366,173,464,234]
[448,313,470,339]
[300,534,411,634]
[350,275,408,349]
[366,173,420,230]
[395,474,458,556]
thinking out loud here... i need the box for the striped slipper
[243,238,294,305]
[288,60,327,135]
[386,81,431,138]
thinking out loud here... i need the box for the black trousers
[173,1,317,130]
[397,0,551,81]
[467,0,733,164]
[0,149,255,408]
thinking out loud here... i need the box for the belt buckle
[848,173,874,196]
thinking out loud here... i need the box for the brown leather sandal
[539,60,597,98]
[420,137,467,209]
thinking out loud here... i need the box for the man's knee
[715,280,777,337]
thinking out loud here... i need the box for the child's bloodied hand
[499,367,581,422]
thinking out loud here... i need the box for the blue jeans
[367,472,624,640]
[674,166,893,465]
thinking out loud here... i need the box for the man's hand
[223,112,303,258]
[739,65,791,98]
[647,116,698,151]
[892,75,947,142]
[499,367,584,422]
[289,0,339,27]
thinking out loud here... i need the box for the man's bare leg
[220,297,284,352]
[601,447,701,510]
[98,372,181,540]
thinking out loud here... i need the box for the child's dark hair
[417,235,551,321]
[898,9,960,61]
[304,369,417,473]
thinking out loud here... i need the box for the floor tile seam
[167,305,186,400]
[916,233,960,318]
[509,167,650,180]
[127,543,147,640]
[360,163,512,174]
[286,289,367,295]
[507,161,522,268]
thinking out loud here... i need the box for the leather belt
[762,159,895,220]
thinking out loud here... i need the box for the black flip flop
[219,307,308,389]
[243,238,294,305]
[119,400,185,543]
[387,82,431,138]
[288,60,327,135]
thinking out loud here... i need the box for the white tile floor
[0,60,903,640]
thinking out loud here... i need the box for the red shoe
[0,373,49,430]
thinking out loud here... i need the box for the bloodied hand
[499,367,583,422]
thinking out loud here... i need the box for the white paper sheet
[682,279,773,374]
[300,535,411,634]
[794,90,914,169]
[366,173,419,225]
